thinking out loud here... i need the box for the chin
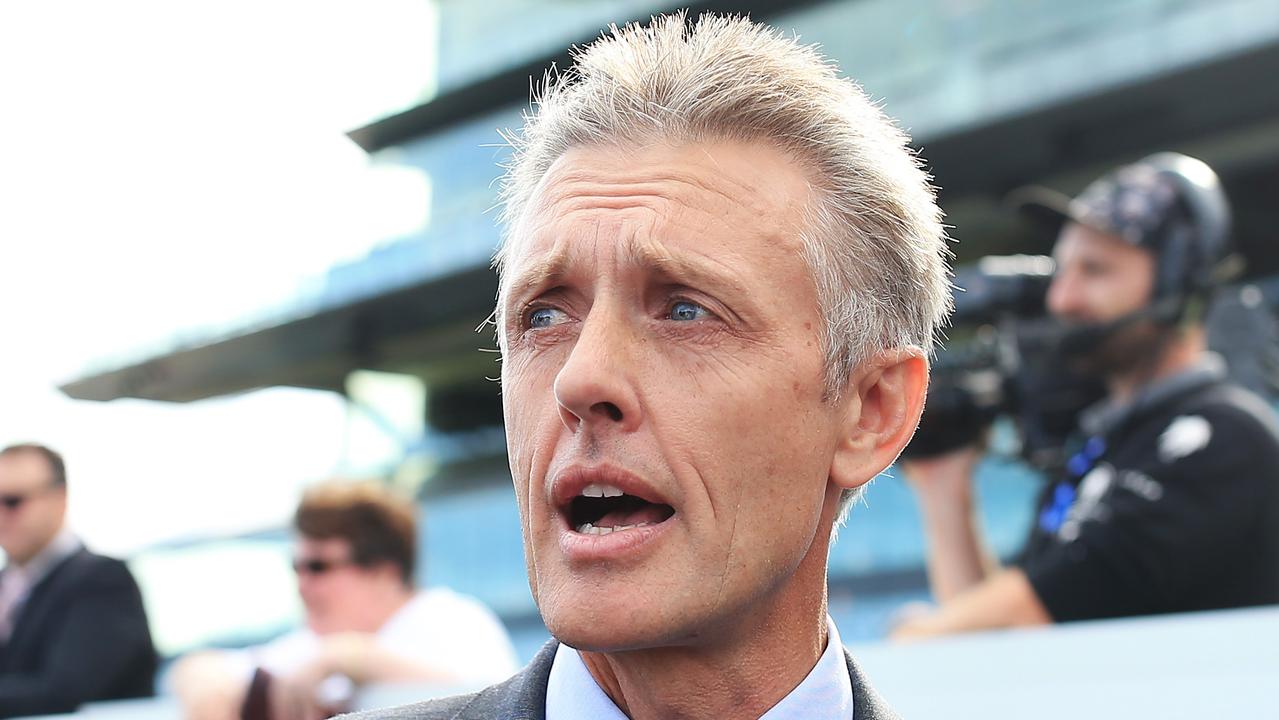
[541,596,705,653]
[549,618,678,653]
[305,614,333,635]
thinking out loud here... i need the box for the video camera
[905,255,1106,471]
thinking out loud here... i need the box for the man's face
[293,536,388,634]
[498,140,851,651]
[1046,221,1156,324]
[0,452,67,566]
[1046,222,1163,377]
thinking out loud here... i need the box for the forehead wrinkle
[502,233,578,312]
[534,161,784,226]
[625,230,759,299]
[503,214,764,315]
[504,143,816,310]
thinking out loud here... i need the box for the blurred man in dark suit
[0,443,156,717]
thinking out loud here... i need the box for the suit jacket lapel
[454,639,557,719]
[844,648,900,720]
[1,548,87,667]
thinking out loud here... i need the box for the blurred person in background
[348,11,951,720]
[172,482,517,720]
[0,443,157,717]
[896,153,1279,638]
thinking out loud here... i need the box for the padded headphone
[1137,152,1233,302]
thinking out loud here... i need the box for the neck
[578,488,841,720]
[1107,327,1204,402]
[12,524,68,569]
[370,584,415,629]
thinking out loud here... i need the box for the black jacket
[341,640,899,720]
[1021,378,1279,621]
[0,548,157,718]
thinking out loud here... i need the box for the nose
[553,310,643,434]
[1046,268,1083,320]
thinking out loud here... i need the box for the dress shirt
[545,616,854,720]
[0,528,81,641]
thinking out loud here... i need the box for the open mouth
[566,483,676,535]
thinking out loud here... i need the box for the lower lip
[558,516,675,562]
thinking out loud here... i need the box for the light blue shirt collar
[545,616,854,720]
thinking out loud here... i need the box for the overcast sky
[0,0,437,555]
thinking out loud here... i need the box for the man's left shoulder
[339,690,481,720]
[1154,383,1279,466]
[57,549,139,590]
[341,640,557,720]
[1176,382,1279,435]
[339,674,531,720]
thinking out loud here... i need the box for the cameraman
[895,153,1279,638]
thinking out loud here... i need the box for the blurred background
[3,0,1278,671]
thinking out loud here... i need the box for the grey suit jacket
[341,640,899,720]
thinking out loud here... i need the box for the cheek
[1103,279,1147,316]
[671,367,834,504]
[501,362,561,524]
[329,576,367,605]
[501,367,546,464]
[1126,273,1155,307]
[298,582,326,608]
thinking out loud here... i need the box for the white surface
[851,605,1279,719]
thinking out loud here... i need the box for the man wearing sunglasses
[0,443,157,717]
[173,482,517,720]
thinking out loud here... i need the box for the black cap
[1010,152,1233,299]
[1013,160,1186,251]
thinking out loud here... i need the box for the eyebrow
[501,232,752,314]
[504,249,573,306]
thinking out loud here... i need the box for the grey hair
[494,12,952,517]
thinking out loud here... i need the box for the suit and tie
[341,640,900,720]
[0,547,157,718]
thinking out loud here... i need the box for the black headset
[1138,152,1233,307]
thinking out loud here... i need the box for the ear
[829,347,929,491]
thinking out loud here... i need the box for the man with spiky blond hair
[348,11,950,720]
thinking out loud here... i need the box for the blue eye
[668,300,708,322]
[528,307,567,329]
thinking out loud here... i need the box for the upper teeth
[577,522,653,535]
[580,483,625,498]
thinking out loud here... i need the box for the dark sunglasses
[291,557,355,576]
[0,484,57,512]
